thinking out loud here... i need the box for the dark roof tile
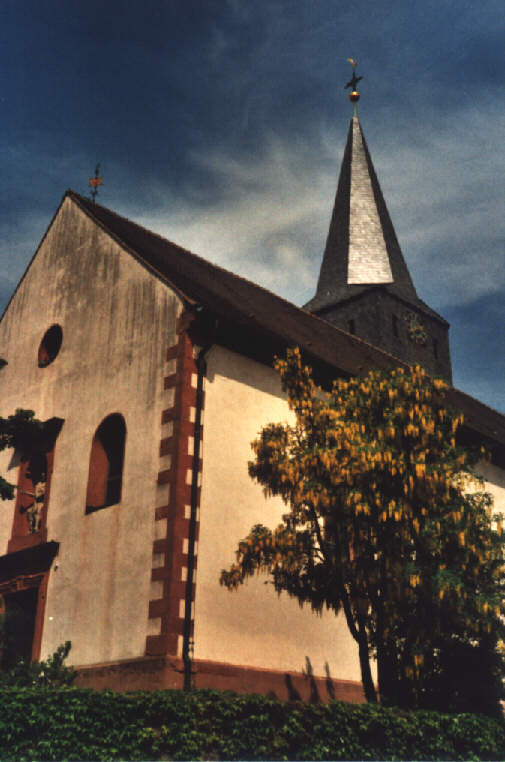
[67,190,505,448]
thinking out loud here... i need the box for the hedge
[0,687,504,760]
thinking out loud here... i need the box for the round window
[38,324,62,367]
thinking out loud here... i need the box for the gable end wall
[0,197,183,666]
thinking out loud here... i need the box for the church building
[0,109,504,702]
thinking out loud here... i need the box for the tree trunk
[377,642,403,706]
[358,630,377,703]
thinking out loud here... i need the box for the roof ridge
[66,190,412,366]
[66,190,324,318]
[66,190,196,305]
[3,190,503,443]
[450,385,505,423]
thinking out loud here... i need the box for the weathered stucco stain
[0,197,182,665]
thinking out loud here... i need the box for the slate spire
[305,112,452,382]
[305,115,418,313]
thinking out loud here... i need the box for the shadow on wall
[283,657,336,703]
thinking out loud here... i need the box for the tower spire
[305,73,452,381]
[305,115,418,313]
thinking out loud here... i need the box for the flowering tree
[221,349,505,710]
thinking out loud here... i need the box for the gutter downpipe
[183,316,217,691]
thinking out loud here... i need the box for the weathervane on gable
[89,163,103,203]
[345,58,362,113]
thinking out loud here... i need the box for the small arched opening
[85,414,126,514]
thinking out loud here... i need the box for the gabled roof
[66,190,505,450]
[305,116,443,322]
[67,190,402,378]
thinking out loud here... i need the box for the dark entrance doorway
[1,586,39,669]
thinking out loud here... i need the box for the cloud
[372,103,505,308]
[3,90,503,326]
[0,212,50,295]
[135,132,337,306]
[1,0,503,414]
[130,98,504,316]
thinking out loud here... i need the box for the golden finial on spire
[344,58,363,110]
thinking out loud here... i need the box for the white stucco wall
[194,345,362,682]
[0,197,181,665]
[194,345,505,683]
[478,460,505,515]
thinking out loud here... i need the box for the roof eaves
[65,192,505,446]
[66,191,198,308]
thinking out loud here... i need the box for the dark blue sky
[1,0,504,411]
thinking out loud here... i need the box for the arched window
[85,414,126,514]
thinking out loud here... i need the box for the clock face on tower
[404,312,427,346]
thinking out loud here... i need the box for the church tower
[305,95,452,382]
